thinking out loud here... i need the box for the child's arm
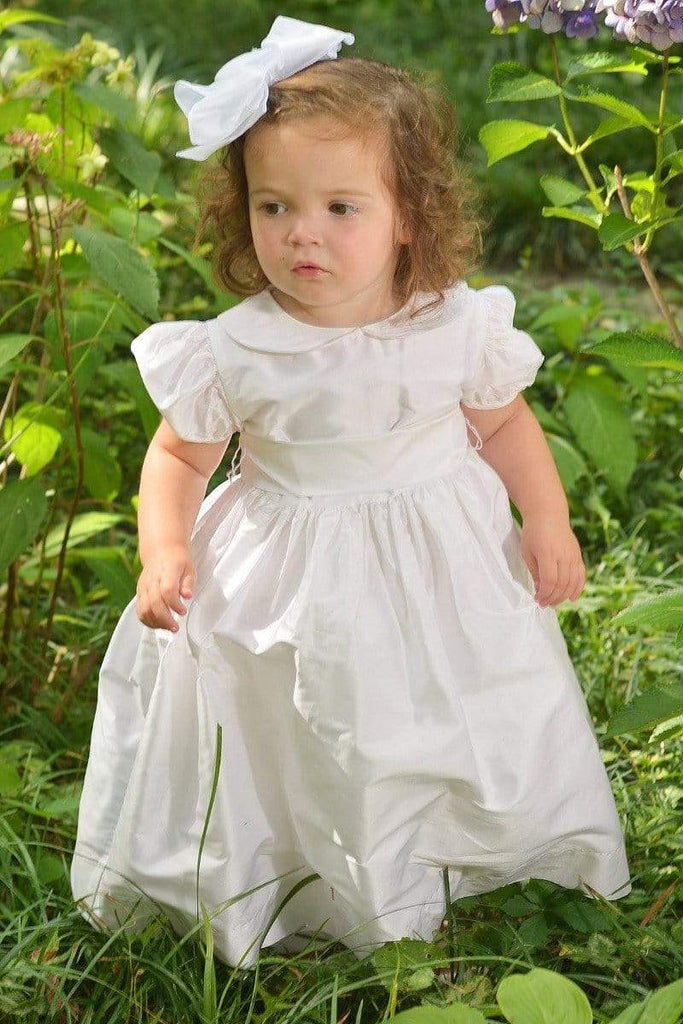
[136,420,231,631]
[138,419,230,563]
[462,395,568,521]
[461,395,585,607]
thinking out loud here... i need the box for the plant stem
[549,36,607,214]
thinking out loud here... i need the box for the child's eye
[258,201,357,217]
[260,202,285,216]
[329,202,357,217]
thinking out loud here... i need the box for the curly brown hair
[191,56,488,320]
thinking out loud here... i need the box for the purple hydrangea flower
[486,0,682,46]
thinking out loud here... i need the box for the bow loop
[173,15,355,161]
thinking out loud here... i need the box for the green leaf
[478,120,554,167]
[580,113,640,148]
[109,207,163,244]
[563,84,654,130]
[21,511,124,567]
[542,205,601,229]
[0,221,30,276]
[0,477,48,575]
[72,81,136,126]
[373,938,444,993]
[590,331,683,373]
[608,978,683,1024]
[0,97,34,134]
[392,1006,488,1024]
[597,212,651,249]
[487,62,561,103]
[0,760,22,796]
[99,126,162,195]
[0,10,64,31]
[564,379,637,500]
[547,435,589,494]
[82,550,136,608]
[517,912,549,949]
[0,334,39,370]
[71,225,159,319]
[604,682,683,739]
[611,590,683,631]
[497,967,592,1024]
[3,401,63,476]
[565,51,649,81]
[75,427,122,502]
[539,175,587,207]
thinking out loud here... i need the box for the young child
[71,14,631,969]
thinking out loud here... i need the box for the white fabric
[173,15,355,161]
[71,280,631,969]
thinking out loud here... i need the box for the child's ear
[395,215,410,246]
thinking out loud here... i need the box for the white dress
[70,279,632,968]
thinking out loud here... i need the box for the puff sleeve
[131,319,239,442]
[460,285,544,410]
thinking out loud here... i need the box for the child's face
[244,116,409,326]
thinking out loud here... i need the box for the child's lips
[292,265,328,276]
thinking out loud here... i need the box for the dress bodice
[130,279,544,497]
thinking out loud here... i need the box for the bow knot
[173,15,355,161]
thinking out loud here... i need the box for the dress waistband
[229,407,481,499]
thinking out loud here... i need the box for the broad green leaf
[0,333,39,370]
[478,120,554,167]
[548,891,613,933]
[539,175,586,207]
[497,966,592,1024]
[542,205,601,229]
[0,760,22,796]
[71,225,160,319]
[51,173,117,215]
[3,401,62,476]
[82,550,136,608]
[0,221,30,276]
[77,426,122,502]
[608,978,683,1024]
[564,379,637,499]
[604,682,683,738]
[22,511,125,565]
[0,10,64,30]
[157,236,237,306]
[517,912,549,948]
[72,81,136,126]
[547,434,589,494]
[563,84,654,130]
[565,51,649,81]
[597,210,683,250]
[392,1006,487,1024]
[611,590,683,631]
[580,113,640,148]
[487,62,561,103]
[0,477,48,575]
[109,206,163,244]
[99,126,162,195]
[590,331,683,373]
[0,97,34,134]
[373,938,444,993]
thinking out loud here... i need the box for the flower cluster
[484,0,683,49]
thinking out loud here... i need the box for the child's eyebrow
[250,188,375,198]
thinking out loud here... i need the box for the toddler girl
[71,14,631,969]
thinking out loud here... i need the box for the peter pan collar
[215,281,470,354]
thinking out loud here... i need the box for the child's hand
[520,514,586,607]
[136,543,197,632]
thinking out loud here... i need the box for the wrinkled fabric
[71,280,631,969]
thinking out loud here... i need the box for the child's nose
[286,216,322,245]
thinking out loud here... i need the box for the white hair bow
[173,15,355,161]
